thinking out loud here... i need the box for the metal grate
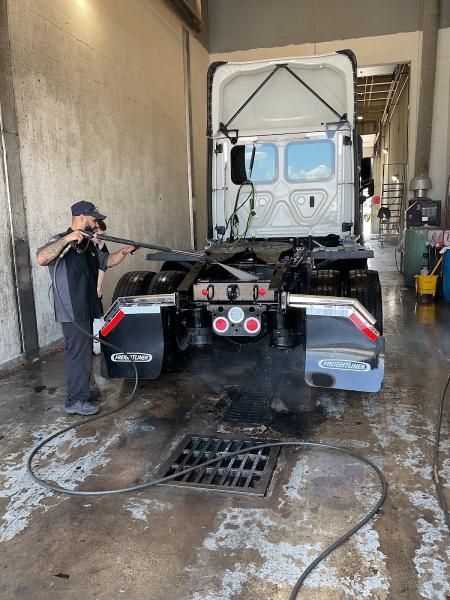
[159,434,280,496]
[224,385,270,424]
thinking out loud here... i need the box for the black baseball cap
[71,201,106,220]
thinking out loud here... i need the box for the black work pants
[61,320,93,406]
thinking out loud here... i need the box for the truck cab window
[286,140,335,182]
[244,144,278,183]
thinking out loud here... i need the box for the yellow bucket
[415,256,443,298]
[415,274,438,296]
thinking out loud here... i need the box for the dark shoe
[89,389,102,402]
[64,401,101,416]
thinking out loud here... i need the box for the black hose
[28,244,388,598]
[28,437,387,599]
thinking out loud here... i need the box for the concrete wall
[208,0,450,54]
[3,0,209,357]
[370,73,410,233]
[0,145,22,365]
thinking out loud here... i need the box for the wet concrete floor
[0,245,449,599]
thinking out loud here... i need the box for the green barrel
[403,227,432,287]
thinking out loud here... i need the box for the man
[37,201,137,416]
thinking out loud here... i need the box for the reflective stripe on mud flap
[348,311,379,342]
[304,304,380,342]
[101,310,125,336]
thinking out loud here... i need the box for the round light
[244,317,261,334]
[201,288,208,297]
[258,288,266,297]
[228,306,245,324]
[213,317,229,333]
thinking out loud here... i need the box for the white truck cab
[208,51,361,241]
[101,51,384,394]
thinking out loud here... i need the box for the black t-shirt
[38,228,108,323]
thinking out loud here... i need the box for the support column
[182,26,197,250]
[413,0,439,181]
[0,0,39,359]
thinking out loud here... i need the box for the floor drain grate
[159,434,280,496]
[224,385,271,424]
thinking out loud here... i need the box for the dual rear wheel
[111,270,190,371]
[311,268,383,334]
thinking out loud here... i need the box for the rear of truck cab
[100,51,384,394]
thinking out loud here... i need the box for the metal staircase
[378,162,406,247]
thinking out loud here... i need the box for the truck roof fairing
[208,51,356,140]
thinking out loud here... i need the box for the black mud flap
[100,305,164,379]
[305,310,384,393]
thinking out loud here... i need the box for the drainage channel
[158,434,280,496]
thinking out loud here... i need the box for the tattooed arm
[36,230,86,266]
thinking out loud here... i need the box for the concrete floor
[0,245,449,600]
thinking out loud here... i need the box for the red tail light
[244,317,261,334]
[213,317,229,333]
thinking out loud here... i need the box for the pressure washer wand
[91,233,258,282]
[94,233,203,259]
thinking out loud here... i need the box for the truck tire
[112,271,157,303]
[147,270,186,295]
[311,269,341,296]
[348,269,383,334]
[147,271,190,372]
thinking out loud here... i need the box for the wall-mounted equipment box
[406,199,441,228]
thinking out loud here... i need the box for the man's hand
[64,230,87,244]
[37,230,87,266]
[121,246,138,256]
[107,246,139,268]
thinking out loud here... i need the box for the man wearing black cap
[37,201,137,416]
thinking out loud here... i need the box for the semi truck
[100,50,384,393]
